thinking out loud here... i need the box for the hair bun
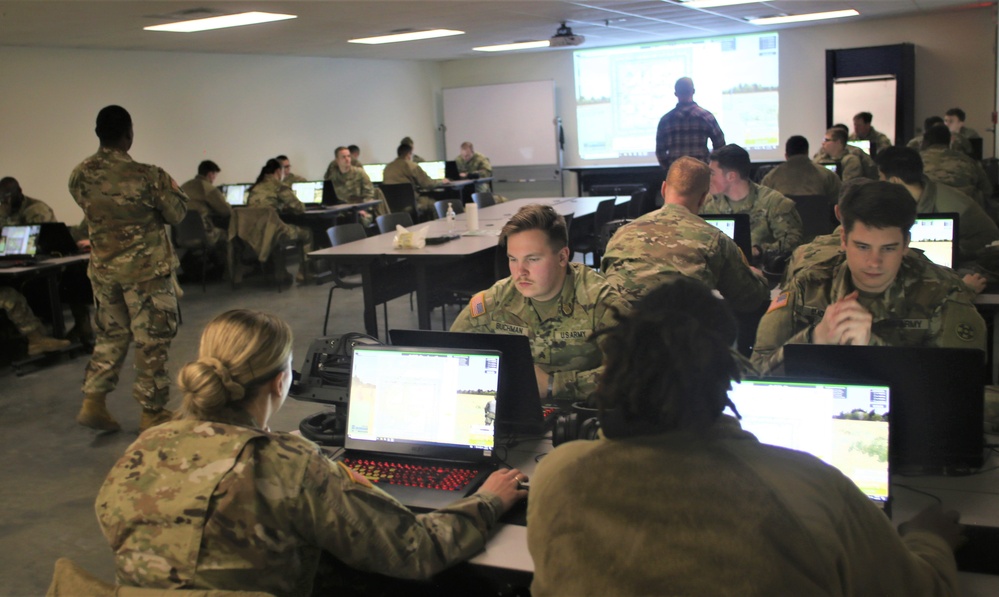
[202,357,246,402]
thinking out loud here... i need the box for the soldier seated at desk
[247,158,313,283]
[0,286,70,358]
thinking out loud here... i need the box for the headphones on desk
[299,405,347,447]
[552,402,602,447]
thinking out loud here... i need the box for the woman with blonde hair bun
[95,309,527,596]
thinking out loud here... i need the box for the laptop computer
[389,329,552,435]
[445,160,460,180]
[421,160,446,180]
[338,344,501,510]
[910,213,958,268]
[291,180,325,209]
[847,139,872,155]
[362,163,386,184]
[725,377,891,515]
[36,222,79,257]
[221,183,250,206]
[702,214,752,260]
[783,345,986,472]
[0,224,41,262]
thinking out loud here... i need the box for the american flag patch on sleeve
[766,292,789,314]
[470,292,487,317]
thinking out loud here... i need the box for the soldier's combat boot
[76,393,121,432]
[26,331,71,357]
[139,407,175,432]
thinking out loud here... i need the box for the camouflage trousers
[83,275,178,409]
[0,286,42,335]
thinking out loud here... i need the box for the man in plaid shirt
[656,77,726,170]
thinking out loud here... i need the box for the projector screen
[573,32,780,163]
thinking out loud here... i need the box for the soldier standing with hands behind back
[70,105,187,433]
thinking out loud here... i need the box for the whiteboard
[833,76,897,145]
[443,81,557,167]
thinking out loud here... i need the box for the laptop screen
[725,377,891,508]
[823,163,838,173]
[0,225,40,257]
[909,213,958,268]
[363,164,386,184]
[346,346,500,455]
[702,214,752,259]
[847,139,871,154]
[421,160,446,180]
[222,184,250,206]
[291,181,324,205]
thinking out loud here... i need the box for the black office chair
[626,188,653,219]
[597,219,633,267]
[572,198,617,267]
[380,183,418,216]
[434,199,465,219]
[472,192,496,209]
[786,194,837,243]
[590,183,647,197]
[173,210,211,293]
[322,224,389,336]
[376,212,414,235]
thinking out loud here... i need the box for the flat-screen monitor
[0,224,40,257]
[823,163,838,174]
[847,139,871,155]
[421,160,446,180]
[362,163,386,184]
[291,181,324,205]
[701,213,752,260]
[222,183,250,206]
[909,213,958,268]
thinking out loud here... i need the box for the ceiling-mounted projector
[549,22,584,47]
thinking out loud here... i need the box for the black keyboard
[342,457,479,491]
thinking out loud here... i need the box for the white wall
[440,5,996,173]
[0,47,442,222]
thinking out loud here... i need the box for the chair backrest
[377,212,414,235]
[598,218,633,254]
[786,194,836,242]
[379,183,417,214]
[471,192,496,209]
[626,188,652,219]
[326,223,367,247]
[594,198,617,230]
[174,210,209,249]
[434,200,465,219]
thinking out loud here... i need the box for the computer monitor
[362,163,386,184]
[823,163,838,174]
[222,183,250,206]
[701,214,752,260]
[909,213,958,268]
[846,139,871,155]
[0,224,40,257]
[421,160,446,180]
[445,160,460,180]
[291,181,324,206]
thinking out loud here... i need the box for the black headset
[299,405,347,447]
[552,402,602,447]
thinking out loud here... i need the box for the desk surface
[0,253,89,274]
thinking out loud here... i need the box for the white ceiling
[0,1,986,61]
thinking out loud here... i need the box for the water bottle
[446,202,456,236]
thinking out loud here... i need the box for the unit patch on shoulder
[337,461,373,488]
[766,292,789,314]
[956,322,976,342]
[470,292,487,318]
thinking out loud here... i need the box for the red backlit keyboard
[342,457,479,491]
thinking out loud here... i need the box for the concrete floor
[0,269,459,596]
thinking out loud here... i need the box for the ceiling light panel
[144,11,296,33]
[348,29,464,44]
[749,10,859,25]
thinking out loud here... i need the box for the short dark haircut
[347,145,360,154]
[876,147,923,185]
[785,135,809,156]
[839,180,916,239]
[95,105,132,145]
[923,124,951,147]
[709,144,751,180]
[275,154,290,162]
[854,111,873,124]
[500,204,568,252]
[923,116,944,130]
[826,127,847,145]
[198,160,221,176]
[592,277,741,436]
[397,143,413,158]
[832,123,850,133]
[945,107,966,122]
[334,146,349,158]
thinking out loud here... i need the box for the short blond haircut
[664,156,711,200]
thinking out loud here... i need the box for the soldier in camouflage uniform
[0,177,56,226]
[456,142,493,194]
[96,309,526,595]
[760,135,841,204]
[348,144,363,167]
[0,286,70,356]
[179,160,230,248]
[850,111,893,154]
[814,127,879,182]
[247,159,313,282]
[324,146,387,218]
[452,204,628,405]
[700,144,804,262]
[945,108,982,143]
[69,105,187,432]
[602,156,769,311]
[384,143,447,215]
[400,136,425,163]
[752,181,985,374]
[906,116,973,156]
[277,154,308,184]
[919,124,993,212]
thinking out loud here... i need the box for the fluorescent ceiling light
[473,40,550,52]
[144,11,296,33]
[679,0,763,8]
[749,9,859,25]
[349,29,464,45]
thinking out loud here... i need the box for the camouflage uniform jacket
[283,173,308,184]
[323,164,375,202]
[601,204,768,311]
[917,178,999,263]
[760,155,842,204]
[69,147,187,284]
[0,195,56,227]
[849,127,893,153]
[247,178,304,215]
[181,175,231,242]
[906,132,974,156]
[958,125,981,140]
[920,145,993,210]
[813,146,878,182]
[456,152,492,179]
[383,158,437,192]
[751,253,986,373]
[451,262,627,403]
[700,182,804,256]
[96,413,502,596]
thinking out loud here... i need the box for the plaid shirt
[655,101,725,169]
